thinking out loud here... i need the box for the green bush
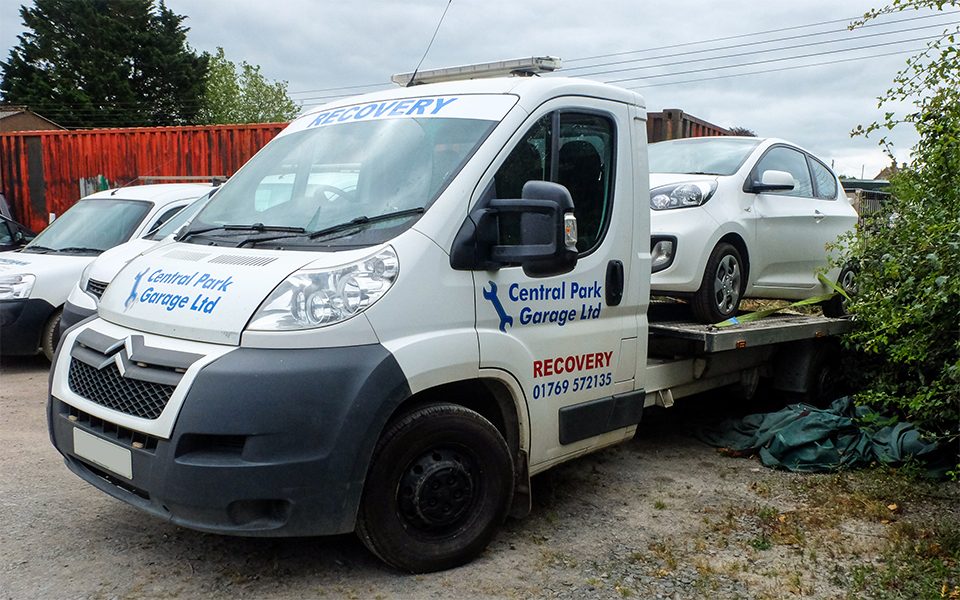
[833,89,959,444]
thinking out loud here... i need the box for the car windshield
[23,199,151,254]
[649,137,762,176]
[189,115,497,249]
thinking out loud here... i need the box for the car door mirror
[748,169,795,193]
[451,180,579,278]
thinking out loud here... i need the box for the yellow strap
[714,272,848,327]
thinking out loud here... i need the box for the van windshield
[187,116,497,249]
[22,199,151,254]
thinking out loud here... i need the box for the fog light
[651,238,676,273]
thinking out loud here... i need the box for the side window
[809,157,838,200]
[0,221,12,244]
[493,111,615,253]
[146,204,187,235]
[754,147,813,198]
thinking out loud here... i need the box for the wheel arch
[717,232,750,289]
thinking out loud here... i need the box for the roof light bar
[392,56,562,86]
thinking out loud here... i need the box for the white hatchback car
[0,184,211,359]
[648,136,858,323]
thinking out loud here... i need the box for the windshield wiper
[178,223,306,242]
[55,246,103,254]
[21,245,56,253]
[307,208,426,240]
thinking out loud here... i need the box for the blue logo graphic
[483,281,513,333]
[125,267,150,310]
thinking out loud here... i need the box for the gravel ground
[2,353,956,600]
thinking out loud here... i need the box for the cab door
[471,99,643,471]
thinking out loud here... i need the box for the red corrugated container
[0,123,285,232]
[647,109,730,143]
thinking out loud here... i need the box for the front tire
[691,243,744,324]
[357,403,514,573]
[41,307,63,362]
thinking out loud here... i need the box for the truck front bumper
[49,328,411,537]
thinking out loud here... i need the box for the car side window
[493,111,615,253]
[809,157,838,200]
[0,221,12,244]
[147,204,187,235]
[754,147,814,198]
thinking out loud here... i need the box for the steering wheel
[313,183,358,204]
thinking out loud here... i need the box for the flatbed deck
[648,302,853,353]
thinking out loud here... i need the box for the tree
[834,1,959,451]
[0,0,208,128]
[198,47,300,125]
[727,126,757,137]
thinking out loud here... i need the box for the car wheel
[41,307,63,362]
[356,403,514,573]
[691,243,744,324]
[821,265,857,318]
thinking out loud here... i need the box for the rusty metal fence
[647,109,730,143]
[0,123,284,232]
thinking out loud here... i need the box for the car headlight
[650,181,718,210]
[248,246,399,331]
[78,261,95,297]
[0,274,36,300]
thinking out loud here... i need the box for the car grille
[85,278,109,299]
[66,329,203,421]
[69,359,174,420]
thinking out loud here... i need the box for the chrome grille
[86,278,108,299]
[69,359,174,420]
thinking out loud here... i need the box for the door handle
[814,209,825,223]
[605,260,624,306]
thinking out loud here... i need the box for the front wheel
[41,307,63,362]
[356,403,514,573]
[691,243,744,324]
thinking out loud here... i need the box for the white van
[0,184,211,359]
[48,59,849,572]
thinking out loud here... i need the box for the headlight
[0,274,36,300]
[248,246,399,331]
[78,261,95,297]
[650,181,718,210]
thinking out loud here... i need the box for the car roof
[79,183,213,207]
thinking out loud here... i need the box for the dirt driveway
[2,354,957,600]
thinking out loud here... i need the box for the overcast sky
[3,0,957,178]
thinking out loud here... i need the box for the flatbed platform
[648,302,853,353]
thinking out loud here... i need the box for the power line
[564,10,956,67]
[602,33,941,85]
[566,13,957,77]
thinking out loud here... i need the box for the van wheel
[41,307,63,362]
[821,265,857,318]
[691,243,744,324]
[357,403,514,573]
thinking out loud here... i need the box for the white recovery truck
[48,58,850,573]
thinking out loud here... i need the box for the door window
[754,147,814,198]
[493,111,615,253]
[809,157,838,200]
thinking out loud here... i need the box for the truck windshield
[188,116,497,249]
[648,137,762,176]
[22,199,151,254]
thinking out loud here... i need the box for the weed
[749,537,772,551]
[757,505,778,524]
[654,500,666,510]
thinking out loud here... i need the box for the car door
[749,145,827,290]
[473,100,643,470]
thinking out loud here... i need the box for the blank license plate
[73,428,133,480]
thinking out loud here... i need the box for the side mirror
[748,169,795,193]
[451,180,578,278]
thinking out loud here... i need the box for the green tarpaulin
[696,397,946,476]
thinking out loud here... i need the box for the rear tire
[691,243,744,324]
[821,265,856,318]
[41,307,63,362]
[356,403,514,573]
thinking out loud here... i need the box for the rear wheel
[356,403,514,573]
[41,307,63,362]
[691,243,744,324]
[821,265,856,318]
